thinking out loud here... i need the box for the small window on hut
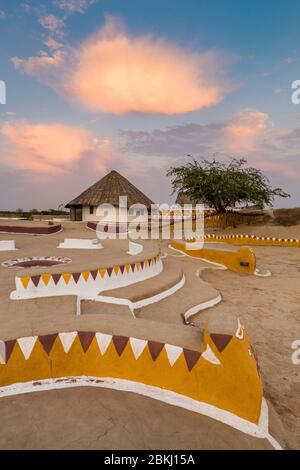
[89,206,94,215]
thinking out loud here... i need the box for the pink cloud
[254,161,300,179]
[39,14,65,35]
[223,109,274,153]
[0,121,114,175]
[53,0,96,14]
[12,50,65,78]
[119,108,300,181]
[12,16,233,115]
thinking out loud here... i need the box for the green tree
[167,158,290,213]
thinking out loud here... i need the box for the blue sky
[0,0,300,210]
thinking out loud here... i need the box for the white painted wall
[10,257,163,300]
[0,240,16,251]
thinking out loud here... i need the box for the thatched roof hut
[175,193,198,206]
[66,170,154,221]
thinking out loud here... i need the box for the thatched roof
[66,170,154,208]
[175,193,198,205]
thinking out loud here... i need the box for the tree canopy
[167,158,290,213]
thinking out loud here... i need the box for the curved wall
[0,224,62,235]
[11,255,162,300]
[0,328,263,432]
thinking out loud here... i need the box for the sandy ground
[0,220,299,449]
[195,224,300,449]
[0,388,273,450]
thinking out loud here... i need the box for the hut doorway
[70,206,82,221]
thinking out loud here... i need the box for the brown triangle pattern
[148,341,164,361]
[31,275,41,287]
[119,265,125,274]
[78,331,95,352]
[113,335,129,356]
[52,274,61,285]
[107,267,113,277]
[72,272,81,283]
[90,270,98,280]
[130,263,135,272]
[210,333,233,353]
[5,339,16,362]
[39,333,58,355]
[183,349,201,371]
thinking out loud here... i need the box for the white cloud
[12,16,234,116]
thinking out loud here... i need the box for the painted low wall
[0,327,263,433]
[10,255,162,300]
[0,224,62,235]
[204,233,300,247]
[0,240,16,251]
[171,240,256,274]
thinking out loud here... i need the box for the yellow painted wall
[0,329,262,425]
[171,240,256,274]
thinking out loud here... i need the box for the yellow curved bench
[170,240,256,274]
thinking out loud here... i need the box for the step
[136,259,220,325]
[100,258,183,303]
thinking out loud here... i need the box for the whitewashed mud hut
[66,170,154,222]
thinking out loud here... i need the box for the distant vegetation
[271,208,300,226]
[0,208,69,219]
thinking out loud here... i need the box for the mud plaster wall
[0,329,262,425]
[0,224,62,235]
[171,240,256,274]
[11,255,163,300]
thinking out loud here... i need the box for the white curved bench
[0,240,16,251]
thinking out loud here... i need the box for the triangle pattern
[90,270,98,280]
[99,268,106,279]
[72,273,81,284]
[165,344,183,367]
[31,275,41,287]
[52,274,61,285]
[5,339,16,362]
[62,273,71,284]
[82,271,90,282]
[78,331,95,352]
[42,274,51,286]
[39,333,58,355]
[95,333,112,355]
[210,333,232,353]
[129,337,148,360]
[113,265,119,275]
[148,341,164,361]
[17,336,38,360]
[59,331,77,353]
[125,264,131,273]
[21,276,30,289]
[112,335,129,356]
[183,348,201,371]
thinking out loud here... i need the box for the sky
[0,0,300,210]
